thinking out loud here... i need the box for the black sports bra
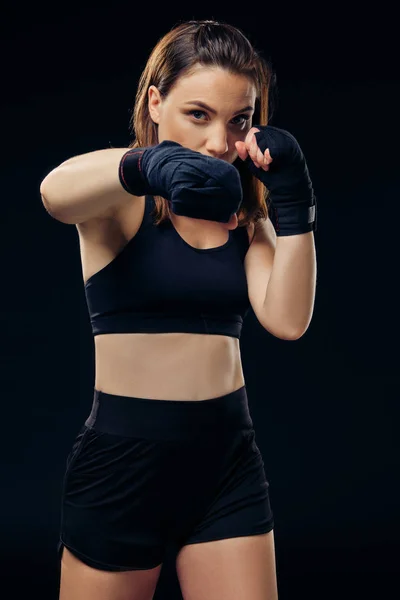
[84,195,251,339]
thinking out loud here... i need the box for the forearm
[40,148,133,224]
[263,231,317,339]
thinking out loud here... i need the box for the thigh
[59,546,162,600]
[182,428,274,546]
[59,426,170,571]
[176,530,278,600]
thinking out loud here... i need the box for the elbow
[40,191,74,224]
[40,166,65,209]
[40,190,57,219]
[273,330,304,341]
[40,168,57,200]
[280,324,310,341]
[281,330,306,341]
[40,173,58,216]
[273,331,305,342]
[261,319,309,341]
[40,171,73,223]
[41,191,56,218]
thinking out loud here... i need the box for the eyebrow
[183,100,254,115]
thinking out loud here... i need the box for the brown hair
[127,19,277,227]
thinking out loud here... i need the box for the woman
[40,19,317,600]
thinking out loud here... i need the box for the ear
[148,85,162,124]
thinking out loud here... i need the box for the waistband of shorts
[84,386,253,441]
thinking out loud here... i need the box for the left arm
[238,124,318,340]
[244,221,316,340]
[263,231,316,340]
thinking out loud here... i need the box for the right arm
[40,148,135,224]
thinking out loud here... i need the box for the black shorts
[58,386,274,571]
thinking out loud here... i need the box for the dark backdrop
[1,3,398,599]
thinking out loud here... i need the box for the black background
[1,2,398,599]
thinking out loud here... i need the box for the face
[148,64,256,163]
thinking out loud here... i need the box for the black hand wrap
[244,125,317,236]
[118,141,243,223]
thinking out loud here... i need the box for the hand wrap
[119,141,243,223]
[245,125,317,236]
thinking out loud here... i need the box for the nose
[205,130,229,159]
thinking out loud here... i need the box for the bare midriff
[94,332,245,401]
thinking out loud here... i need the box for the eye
[187,110,251,127]
[231,114,251,127]
[188,110,208,121]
